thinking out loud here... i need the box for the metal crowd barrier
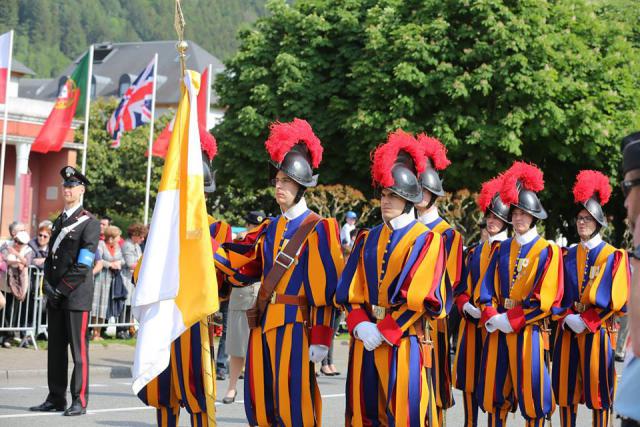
[0,266,43,350]
[1,267,139,350]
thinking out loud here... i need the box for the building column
[13,142,31,224]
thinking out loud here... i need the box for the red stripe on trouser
[79,311,88,407]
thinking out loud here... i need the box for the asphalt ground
[0,339,617,426]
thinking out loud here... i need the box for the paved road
[0,375,601,426]
[0,339,611,426]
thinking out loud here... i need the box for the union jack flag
[107,58,155,147]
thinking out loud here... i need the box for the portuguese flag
[31,51,90,153]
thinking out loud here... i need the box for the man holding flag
[132,70,219,427]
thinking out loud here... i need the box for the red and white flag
[0,31,13,104]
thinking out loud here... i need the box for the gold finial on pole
[174,0,188,76]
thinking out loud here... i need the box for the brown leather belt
[270,293,308,306]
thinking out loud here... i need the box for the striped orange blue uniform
[477,234,563,427]
[421,215,462,423]
[136,217,231,427]
[453,235,504,427]
[336,219,449,427]
[215,208,344,427]
[552,238,629,427]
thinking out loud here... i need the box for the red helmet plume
[200,126,217,161]
[371,130,425,187]
[573,170,611,205]
[417,133,451,170]
[264,118,323,168]
[478,175,505,213]
[500,161,544,206]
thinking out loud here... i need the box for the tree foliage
[0,0,267,77]
[214,0,640,243]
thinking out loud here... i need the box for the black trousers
[46,307,90,407]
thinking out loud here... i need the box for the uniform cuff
[346,309,370,334]
[506,306,526,333]
[456,294,470,316]
[377,315,403,346]
[310,325,334,347]
[580,308,601,333]
[58,278,74,296]
[480,306,498,325]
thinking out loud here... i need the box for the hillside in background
[0,0,267,77]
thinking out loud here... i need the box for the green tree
[214,0,640,243]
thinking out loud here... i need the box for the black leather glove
[43,281,63,308]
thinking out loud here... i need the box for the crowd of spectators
[0,217,148,346]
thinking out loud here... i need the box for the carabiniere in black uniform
[30,166,100,416]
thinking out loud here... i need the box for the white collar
[515,226,538,245]
[489,230,508,243]
[63,203,82,219]
[282,197,308,221]
[417,208,440,225]
[387,210,415,230]
[581,234,603,250]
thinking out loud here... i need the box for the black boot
[29,400,66,412]
[63,399,86,416]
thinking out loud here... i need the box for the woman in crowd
[1,231,33,347]
[92,225,125,340]
[28,225,51,270]
[122,223,147,338]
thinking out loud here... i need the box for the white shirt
[515,226,538,245]
[489,230,508,243]
[63,203,82,220]
[340,223,356,245]
[388,210,415,230]
[282,197,308,221]
[581,233,603,250]
[417,208,440,225]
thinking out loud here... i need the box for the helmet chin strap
[402,201,414,215]
[294,186,306,204]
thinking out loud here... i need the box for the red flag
[31,51,90,153]
[150,116,174,158]
[0,31,12,104]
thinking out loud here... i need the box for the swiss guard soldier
[477,161,563,427]
[453,175,510,427]
[552,170,630,427]
[214,118,344,427]
[30,166,100,416]
[335,130,449,427]
[136,133,231,427]
[414,133,462,426]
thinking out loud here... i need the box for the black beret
[622,131,640,175]
[60,166,90,186]
[245,210,267,226]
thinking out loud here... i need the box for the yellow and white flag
[131,71,218,394]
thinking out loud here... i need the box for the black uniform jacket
[44,206,100,311]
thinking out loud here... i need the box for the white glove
[463,302,481,319]
[354,321,384,351]
[485,313,513,334]
[308,344,329,363]
[564,314,587,334]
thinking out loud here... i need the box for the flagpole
[0,30,14,227]
[80,44,94,175]
[143,53,158,225]
[206,63,212,128]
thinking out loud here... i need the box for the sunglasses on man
[621,178,640,198]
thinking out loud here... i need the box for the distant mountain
[0,0,267,77]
